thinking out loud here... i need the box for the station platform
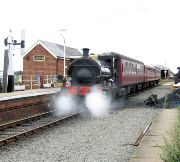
[0,88,61,101]
[0,88,62,125]
[129,108,179,162]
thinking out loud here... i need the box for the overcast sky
[0,0,179,73]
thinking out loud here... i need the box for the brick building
[23,40,82,89]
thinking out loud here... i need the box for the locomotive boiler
[67,48,114,96]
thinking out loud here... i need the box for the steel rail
[134,122,152,146]
[0,112,80,146]
[0,111,53,130]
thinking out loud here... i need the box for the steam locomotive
[64,48,161,97]
[174,67,180,84]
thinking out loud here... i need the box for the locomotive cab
[98,54,119,85]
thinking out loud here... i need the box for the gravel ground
[157,86,180,108]
[0,84,172,162]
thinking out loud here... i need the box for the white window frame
[33,55,45,61]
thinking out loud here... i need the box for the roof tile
[40,40,82,58]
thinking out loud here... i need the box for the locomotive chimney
[82,48,90,58]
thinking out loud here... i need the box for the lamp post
[60,29,66,78]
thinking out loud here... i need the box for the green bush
[160,107,180,162]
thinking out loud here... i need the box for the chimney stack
[82,48,90,58]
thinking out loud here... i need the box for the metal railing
[21,75,40,90]
[21,75,64,90]
[0,74,65,91]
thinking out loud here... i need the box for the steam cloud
[85,87,111,117]
[55,93,78,116]
[55,86,113,118]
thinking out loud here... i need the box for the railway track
[0,84,161,147]
[0,111,53,130]
[0,111,80,146]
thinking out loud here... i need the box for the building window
[34,55,45,61]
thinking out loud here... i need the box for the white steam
[55,93,77,116]
[54,87,112,118]
[85,87,111,117]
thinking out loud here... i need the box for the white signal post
[164,70,167,79]
[7,31,14,76]
[6,30,14,92]
[60,29,66,78]
[3,29,25,92]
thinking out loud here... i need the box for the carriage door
[113,58,119,85]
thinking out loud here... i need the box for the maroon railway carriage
[144,65,161,88]
[155,66,161,82]
[65,49,160,97]
[98,52,145,95]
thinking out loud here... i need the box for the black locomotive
[68,48,112,86]
[174,67,180,84]
[67,48,114,96]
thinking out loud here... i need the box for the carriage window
[106,59,111,64]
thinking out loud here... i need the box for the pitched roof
[23,40,82,59]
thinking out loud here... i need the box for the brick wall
[23,44,72,89]
[0,93,57,124]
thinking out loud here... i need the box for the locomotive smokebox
[82,48,90,58]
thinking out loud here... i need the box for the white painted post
[30,75,32,90]
[164,70,167,79]
[47,75,48,84]
[38,75,40,89]
[60,29,66,78]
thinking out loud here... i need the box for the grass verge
[159,107,180,162]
